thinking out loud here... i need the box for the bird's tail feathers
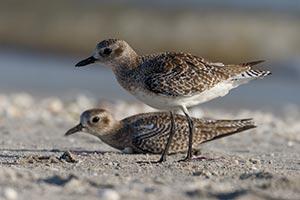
[238,69,271,79]
[194,118,256,144]
[235,60,271,79]
[240,60,265,67]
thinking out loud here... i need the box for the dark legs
[137,108,194,164]
[156,111,175,162]
[180,106,194,161]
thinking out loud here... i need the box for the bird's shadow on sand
[0,148,115,154]
[0,148,118,165]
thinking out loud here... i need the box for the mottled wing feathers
[143,52,228,96]
[143,53,240,96]
[130,113,197,154]
[128,113,172,153]
[142,53,268,97]
[125,113,256,154]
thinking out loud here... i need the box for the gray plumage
[65,109,256,154]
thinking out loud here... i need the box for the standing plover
[65,109,255,159]
[75,39,270,161]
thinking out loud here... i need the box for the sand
[0,93,299,200]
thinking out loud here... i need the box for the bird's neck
[98,122,131,150]
[112,57,141,73]
[111,55,143,92]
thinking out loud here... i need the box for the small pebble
[46,98,63,113]
[268,160,272,164]
[64,179,86,193]
[98,189,120,200]
[12,93,33,109]
[234,160,239,165]
[249,158,260,164]
[2,187,18,200]
[59,151,77,163]
[287,141,293,147]
[193,170,212,178]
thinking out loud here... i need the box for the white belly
[131,81,235,110]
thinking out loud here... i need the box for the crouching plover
[65,109,256,161]
[75,39,270,161]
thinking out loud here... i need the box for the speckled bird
[75,39,270,161]
[65,109,256,159]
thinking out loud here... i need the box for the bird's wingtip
[241,60,265,67]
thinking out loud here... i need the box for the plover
[65,109,256,160]
[75,39,270,161]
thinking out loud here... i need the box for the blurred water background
[0,0,299,111]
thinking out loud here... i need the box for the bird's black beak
[65,124,83,136]
[75,56,97,67]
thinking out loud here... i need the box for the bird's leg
[158,111,175,162]
[136,111,175,164]
[155,111,175,163]
[179,106,194,162]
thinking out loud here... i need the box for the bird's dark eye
[92,116,100,123]
[102,48,112,56]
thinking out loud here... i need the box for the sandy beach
[0,93,299,200]
[0,1,299,199]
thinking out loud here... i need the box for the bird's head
[65,108,118,138]
[75,39,138,69]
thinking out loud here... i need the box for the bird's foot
[177,156,192,162]
[191,155,224,161]
[192,156,213,161]
[136,156,166,164]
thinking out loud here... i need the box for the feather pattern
[121,112,256,154]
[139,53,269,97]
